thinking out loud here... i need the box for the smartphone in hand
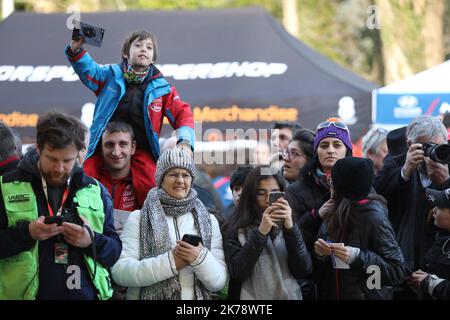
[269,191,285,206]
[269,191,285,228]
[181,234,202,246]
[44,216,63,226]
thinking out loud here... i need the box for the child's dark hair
[121,30,158,62]
[230,165,253,191]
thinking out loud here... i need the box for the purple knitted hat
[313,122,353,151]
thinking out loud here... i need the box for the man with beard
[0,112,121,300]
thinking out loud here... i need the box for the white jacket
[111,210,228,300]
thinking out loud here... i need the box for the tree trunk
[282,0,299,37]
[422,0,445,68]
[377,0,445,84]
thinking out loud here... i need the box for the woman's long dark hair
[224,166,286,240]
[324,192,387,243]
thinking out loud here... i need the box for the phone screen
[182,234,202,246]
[269,192,285,205]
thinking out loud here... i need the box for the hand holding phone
[44,216,63,226]
[269,192,285,228]
[181,234,202,246]
[269,191,285,206]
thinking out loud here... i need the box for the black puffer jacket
[224,224,312,300]
[286,179,329,250]
[315,199,409,300]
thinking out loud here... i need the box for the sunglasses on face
[317,121,349,133]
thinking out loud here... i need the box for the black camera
[44,209,84,226]
[422,143,450,164]
[81,26,96,38]
[71,21,105,47]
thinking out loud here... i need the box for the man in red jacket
[90,121,140,215]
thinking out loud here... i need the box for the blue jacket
[65,47,195,161]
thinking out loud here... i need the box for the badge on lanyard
[54,243,69,264]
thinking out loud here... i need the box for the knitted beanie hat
[155,148,196,186]
[331,157,374,201]
[313,118,353,152]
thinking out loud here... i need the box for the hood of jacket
[17,147,41,179]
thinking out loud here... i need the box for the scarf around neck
[122,60,151,84]
[314,168,331,191]
[238,226,302,300]
[139,187,213,300]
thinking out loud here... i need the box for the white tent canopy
[378,60,450,94]
[373,60,450,128]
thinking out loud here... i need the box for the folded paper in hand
[331,254,350,269]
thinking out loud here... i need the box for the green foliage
[3,0,450,83]
[384,1,425,71]
[132,0,281,17]
[296,0,382,82]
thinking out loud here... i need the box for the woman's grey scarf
[238,226,302,300]
[139,187,213,300]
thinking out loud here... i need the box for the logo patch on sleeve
[149,97,162,112]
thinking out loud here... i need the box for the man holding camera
[375,115,450,298]
[0,112,121,300]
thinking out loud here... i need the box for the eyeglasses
[317,119,349,133]
[282,148,307,161]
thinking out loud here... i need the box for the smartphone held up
[268,191,285,228]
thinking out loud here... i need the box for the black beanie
[331,157,374,201]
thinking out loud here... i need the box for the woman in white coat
[111,148,228,299]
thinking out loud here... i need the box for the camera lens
[434,144,450,163]
[423,143,450,163]
[83,27,96,38]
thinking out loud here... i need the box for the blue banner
[375,93,450,125]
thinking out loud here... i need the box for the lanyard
[41,175,70,216]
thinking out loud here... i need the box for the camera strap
[41,175,70,216]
